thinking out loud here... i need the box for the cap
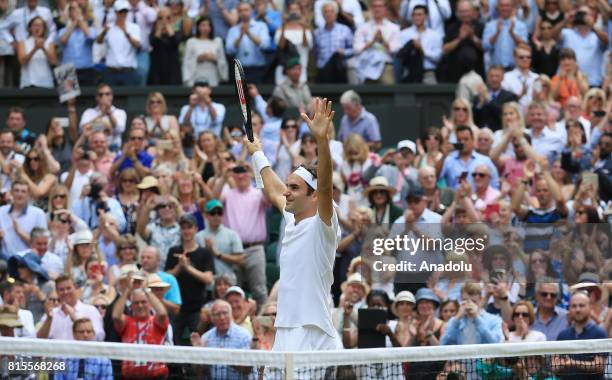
[415,288,440,307]
[406,188,426,202]
[391,290,416,316]
[0,305,23,328]
[119,264,142,279]
[224,285,245,299]
[72,230,93,245]
[205,199,224,213]
[397,140,416,153]
[147,273,170,288]
[137,176,159,190]
[114,0,130,11]
[285,56,301,69]
[179,214,198,227]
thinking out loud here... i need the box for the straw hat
[340,273,370,295]
[147,273,170,289]
[391,290,416,317]
[119,264,145,280]
[569,272,609,302]
[0,305,22,328]
[137,176,159,190]
[364,176,396,197]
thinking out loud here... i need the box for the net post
[285,352,294,380]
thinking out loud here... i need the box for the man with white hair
[190,300,253,378]
[245,98,342,351]
[313,1,354,84]
[337,90,381,150]
[314,0,364,30]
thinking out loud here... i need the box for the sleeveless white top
[20,37,54,88]
[275,209,341,337]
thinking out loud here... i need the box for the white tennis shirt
[274,209,341,337]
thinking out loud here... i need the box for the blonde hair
[501,101,525,130]
[47,184,70,212]
[450,97,477,129]
[146,92,168,115]
[583,88,606,113]
[343,134,369,163]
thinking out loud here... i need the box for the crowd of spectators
[0,0,609,87]
[0,75,608,377]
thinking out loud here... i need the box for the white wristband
[252,151,270,173]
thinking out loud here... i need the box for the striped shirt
[55,357,113,380]
[201,323,253,379]
[522,206,564,252]
[314,22,354,68]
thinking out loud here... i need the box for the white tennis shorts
[272,325,343,351]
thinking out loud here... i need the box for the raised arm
[244,136,287,211]
[301,98,335,225]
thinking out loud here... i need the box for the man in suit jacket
[472,64,518,131]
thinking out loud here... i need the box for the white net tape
[0,337,610,366]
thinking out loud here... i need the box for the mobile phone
[459,171,468,182]
[453,142,464,151]
[484,203,500,220]
[492,268,506,281]
[593,110,606,118]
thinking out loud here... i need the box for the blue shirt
[71,197,127,233]
[253,94,283,143]
[208,0,239,40]
[314,22,353,68]
[560,28,606,86]
[483,18,528,68]
[441,310,503,345]
[0,204,47,258]
[226,19,271,67]
[178,102,226,137]
[58,26,96,69]
[253,8,281,36]
[556,320,608,380]
[337,107,381,143]
[439,150,500,189]
[201,323,253,379]
[113,150,153,172]
[158,271,182,306]
[55,357,113,380]
[532,306,569,341]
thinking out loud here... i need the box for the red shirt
[119,315,169,378]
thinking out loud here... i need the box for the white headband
[294,166,317,190]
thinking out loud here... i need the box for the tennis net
[0,337,611,379]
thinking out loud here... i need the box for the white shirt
[354,19,402,60]
[526,127,566,161]
[401,0,451,36]
[398,26,443,70]
[0,204,47,257]
[275,209,341,339]
[19,36,54,88]
[0,5,56,42]
[48,300,105,341]
[40,251,64,276]
[555,116,592,145]
[126,1,156,51]
[103,21,141,68]
[61,168,93,205]
[501,68,539,108]
[79,105,127,149]
[16,309,35,338]
[314,0,364,29]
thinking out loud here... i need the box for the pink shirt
[474,186,501,211]
[221,186,269,243]
[48,300,105,341]
[500,156,525,186]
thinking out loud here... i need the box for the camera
[453,142,464,151]
[90,182,104,200]
[573,11,587,25]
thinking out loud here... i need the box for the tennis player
[246,98,343,351]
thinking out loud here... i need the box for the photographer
[70,172,127,233]
[440,282,504,345]
[559,6,608,87]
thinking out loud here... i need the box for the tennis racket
[233,59,254,143]
[233,59,263,188]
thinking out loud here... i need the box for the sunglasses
[262,312,277,317]
[58,218,71,224]
[531,257,546,264]
[538,291,558,298]
[517,55,532,60]
[513,312,529,318]
[282,123,298,129]
[130,136,145,141]
[149,99,163,105]
[208,211,223,216]
[576,210,586,215]
[156,203,171,210]
[95,304,108,309]
[232,166,247,174]
[122,178,138,184]
[47,297,60,302]
[453,107,468,112]
[472,172,488,178]
[53,194,67,200]
[28,156,40,161]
